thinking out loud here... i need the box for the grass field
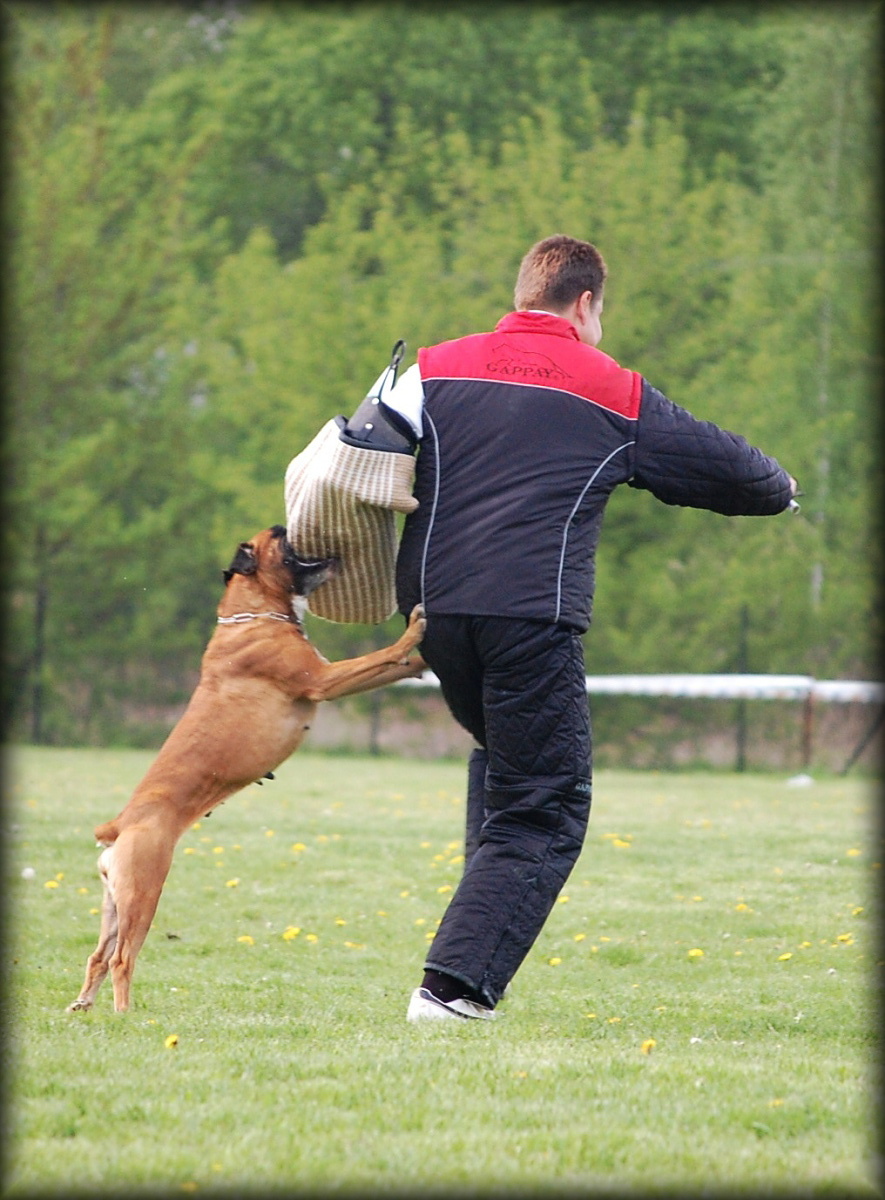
[2,745,880,1196]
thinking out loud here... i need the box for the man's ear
[223,541,257,583]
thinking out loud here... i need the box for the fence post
[801,692,815,771]
[735,605,749,772]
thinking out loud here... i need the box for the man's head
[514,235,606,347]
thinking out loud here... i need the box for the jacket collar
[495,310,580,340]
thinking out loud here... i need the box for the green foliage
[4,3,880,745]
[5,748,876,1192]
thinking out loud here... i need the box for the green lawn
[3,745,879,1195]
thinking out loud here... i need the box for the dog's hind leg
[102,826,175,1013]
[67,848,119,1012]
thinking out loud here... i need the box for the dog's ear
[223,541,258,584]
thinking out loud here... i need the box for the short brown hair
[514,235,607,311]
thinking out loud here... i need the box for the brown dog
[68,525,426,1013]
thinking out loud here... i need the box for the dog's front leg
[305,606,426,702]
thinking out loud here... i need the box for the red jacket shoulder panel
[418,313,641,419]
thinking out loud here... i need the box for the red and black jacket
[395,311,793,632]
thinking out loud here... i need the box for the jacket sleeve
[628,381,794,516]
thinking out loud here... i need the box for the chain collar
[217,611,293,625]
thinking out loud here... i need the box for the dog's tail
[94,820,120,847]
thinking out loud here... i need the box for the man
[378,234,798,1021]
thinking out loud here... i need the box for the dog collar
[217,611,293,625]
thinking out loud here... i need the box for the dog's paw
[66,999,92,1013]
[408,604,427,637]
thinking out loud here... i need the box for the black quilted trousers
[419,615,592,1008]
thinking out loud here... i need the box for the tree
[3,8,223,742]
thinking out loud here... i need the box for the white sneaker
[406,986,496,1022]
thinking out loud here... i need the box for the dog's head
[223,526,338,597]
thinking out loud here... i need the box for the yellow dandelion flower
[225,878,239,888]
[191,822,201,831]
[377,910,388,917]
[557,895,570,904]
[549,957,562,966]
[237,935,254,945]
[164,1034,179,1049]
[305,933,318,943]
[44,880,59,889]
[415,918,426,926]
[425,931,435,941]
[600,936,611,942]
[735,902,751,912]
[77,887,89,895]
[640,1039,657,1054]
[449,854,465,865]
[265,830,276,838]
[183,847,196,855]
[335,918,347,926]
[180,1182,197,1193]
[400,889,410,898]
[612,838,631,848]
[687,948,704,959]
[574,933,587,942]
[691,895,703,903]
[89,907,99,915]
[851,906,864,916]
[291,843,306,852]
[212,847,224,854]
[437,885,453,894]
[777,952,793,961]
[584,1012,597,1019]
[344,941,365,949]
[316,834,328,843]
[420,841,431,849]
[798,940,812,949]
[846,848,861,857]
[282,926,300,941]
[836,933,854,944]
[768,1097,784,1108]
[607,1016,621,1024]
